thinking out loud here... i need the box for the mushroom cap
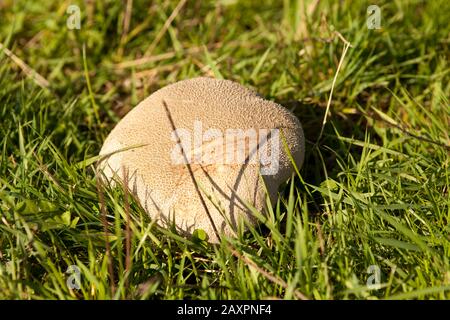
[99,77,305,243]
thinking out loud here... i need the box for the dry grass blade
[123,0,133,37]
[316,222,325,256]
[368,107,450,150]
[116,41,248,69]
[229,246,309,300]
[144,0,188,57]
[118,0,134,57]
[307,0,320,15]
[0,42,49,89]
[315,31,352,145]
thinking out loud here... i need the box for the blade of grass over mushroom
[76,143,149,169]
[285,174,296,239]
[161,100,221,242]
[280,129,319,213]
[195,178,234,231]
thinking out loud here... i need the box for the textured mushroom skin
[99,77,305,243]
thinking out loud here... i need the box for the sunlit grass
[0,0,449,299]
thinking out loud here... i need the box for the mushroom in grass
[99,77,305,243]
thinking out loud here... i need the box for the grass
[0,0,449,300]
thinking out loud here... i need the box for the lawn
[0,0,449,299]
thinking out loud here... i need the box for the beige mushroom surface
[99,77,305,243]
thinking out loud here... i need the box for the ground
[0,0,449,299]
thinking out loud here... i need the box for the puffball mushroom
[99,77,305,243]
